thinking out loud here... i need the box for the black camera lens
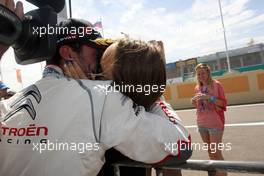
[0,0,65,65]
[0,4,22,45]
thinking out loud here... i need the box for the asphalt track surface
[174,103,264,176]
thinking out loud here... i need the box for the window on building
[183,65,195,78]
[204,61,218,71]
[230,56,242,69]
[220,58,228,70]
[175,66,181,77]
[242,52,262,66]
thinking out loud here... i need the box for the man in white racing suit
[0,69,191,176]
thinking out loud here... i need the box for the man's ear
[59,45,75,60]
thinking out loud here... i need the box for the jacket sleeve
[101,92,192,165]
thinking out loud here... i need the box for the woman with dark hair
[64,39,184,176]
[103,39,166,109]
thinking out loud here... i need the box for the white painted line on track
[226,103,264,109]
[176,103,264,112]
[186,121,264,129]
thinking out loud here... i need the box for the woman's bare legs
[209,133,227,176]
[199,131,227,176]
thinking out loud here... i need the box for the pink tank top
[194,80,227,130]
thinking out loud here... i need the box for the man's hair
[112,39,167,110]
[46,42,82,66]
[47,18,103,66]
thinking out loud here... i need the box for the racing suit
[0,66,191,176]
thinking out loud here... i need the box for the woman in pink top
[191,63,227,176]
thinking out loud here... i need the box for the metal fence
[113,159,264,176]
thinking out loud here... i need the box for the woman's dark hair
[112,39,166,111]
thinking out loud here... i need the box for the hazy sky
[1,0,264,91]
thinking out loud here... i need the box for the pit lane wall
[164,70,264,109]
